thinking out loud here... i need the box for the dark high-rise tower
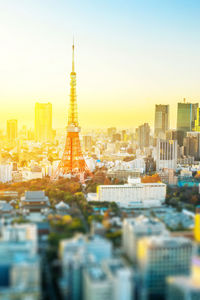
[52,43,90,181]
[177,99,198,145]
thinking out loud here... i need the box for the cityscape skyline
[1,1,200,129]
[1,2,200,300]
[2,99,200,134]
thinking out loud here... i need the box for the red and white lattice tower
[52,43,90,182]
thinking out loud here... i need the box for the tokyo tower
[52,43,90,181]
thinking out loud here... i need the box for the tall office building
[137,123,150,149]
[35,103,52,142]
[154,105,169,137]
[156,139,177,171]
[7,119,18,142]
[137,236,193,299]
[177,100,198,145]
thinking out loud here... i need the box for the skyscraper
[177,100,198,145]
[7,119,18,142]
[154,105,169,137]
[137,123,150,149]
[35,103,52,142]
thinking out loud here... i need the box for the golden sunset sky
[0,0,200,130]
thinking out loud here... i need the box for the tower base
[51,131,91,183]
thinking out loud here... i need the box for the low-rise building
[20,191,50,213]
[96,178,166,208]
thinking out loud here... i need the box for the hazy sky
[0,0,200,130]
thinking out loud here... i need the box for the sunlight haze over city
[1,0,200,129]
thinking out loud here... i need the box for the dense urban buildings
[1,1,200,300]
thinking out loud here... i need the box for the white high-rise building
[156,139,177,171]
[122,216,167,263]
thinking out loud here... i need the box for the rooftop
[144,236,192,249]
[88,266,106,281]
[25,191,45,199]
[168,276,200,290]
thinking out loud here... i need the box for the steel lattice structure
[52,43,90,182]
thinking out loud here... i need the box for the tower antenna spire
[72,37,75,72]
